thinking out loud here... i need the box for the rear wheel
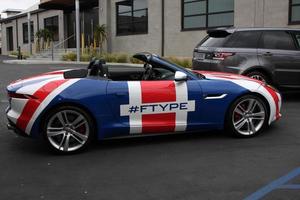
[226,95,269,137]
[43,106,94,154]
[246,71,270,85]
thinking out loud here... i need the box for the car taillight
[8,92,37,100]
[213,52,235,61]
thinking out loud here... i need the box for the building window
[44,16,59,41]
[116,0,148,36]
[182,0,234,31]
[22,22,34,44]
[289,0,300,24]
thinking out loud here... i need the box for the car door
[257,30,300,87]
[106,77,203,137]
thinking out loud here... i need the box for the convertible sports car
[6,53,282,153]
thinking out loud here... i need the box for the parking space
[0,56,300,200]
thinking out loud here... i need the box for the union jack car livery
[6,53,282,153]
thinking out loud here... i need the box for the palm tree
[94,24,107,54]
[42,29,54,49]
[35,30,42,52]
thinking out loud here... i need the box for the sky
[0,0,39,13]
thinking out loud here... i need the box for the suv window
[292,32,300,49]
[198,35,230,47]
[198,31,262,48]
[259,31,296,50]
[224,31,262,48]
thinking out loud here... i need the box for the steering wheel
[142,63,153,80]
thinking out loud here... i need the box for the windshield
[157,57,205,79]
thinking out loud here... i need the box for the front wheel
[226,95,269,137]
[42,106,94,154]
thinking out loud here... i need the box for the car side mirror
[175,71,188,82]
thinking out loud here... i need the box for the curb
[3,59,143,67]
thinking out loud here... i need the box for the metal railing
[51,34,75,61]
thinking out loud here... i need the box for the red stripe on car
[142,113,176,133]
[141,81,176,103]
[140,81,176,133]
[16,79,68,131]
[265,86,280,120]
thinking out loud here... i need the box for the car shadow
[281,91,300,102]
[8,116,281,156]
[10,130,233,156]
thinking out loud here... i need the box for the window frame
[116,0,148,36]
[290,31,300,49]
[22,21,34,44]
[289,0,300,25]
[44,16,59,41]
[181,0,234,31]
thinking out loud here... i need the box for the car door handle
[263,52,273,56]
[115,92,127,96]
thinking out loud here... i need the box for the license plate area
[194,52,205,60]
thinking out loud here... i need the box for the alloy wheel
[250,74,266,83]
[232,98,266,136]
[46,110,90,152]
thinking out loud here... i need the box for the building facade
[1,0,300,57]
[0,9,23,54]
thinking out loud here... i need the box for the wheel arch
[224,92,271,129]
[242,67,274,85]
[38,102,98,138]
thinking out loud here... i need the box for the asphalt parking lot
[0,55,300,200]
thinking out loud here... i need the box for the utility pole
[75,0,80,62]
[27,12,32,55]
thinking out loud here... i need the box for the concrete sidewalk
[3,59,143,67]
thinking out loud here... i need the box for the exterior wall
[16,15,38,54]
[0,23,2,51]
[235,0,300,29]
[2,0,300,57]
[106,0,300,57]
[164,0,206,57]
[1,20,18,55]
[0,9,64,55]
[110,0,163,56]
[38,10,65,45]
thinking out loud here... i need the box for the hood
[194,70,263,84]
[7,70,70,94]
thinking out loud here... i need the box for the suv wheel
[246,71,270,84]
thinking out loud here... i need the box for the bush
[22,52,30,59]
[61,52,192,68]
[129,56,144,64]
[164,56,192,68]
[80,53,92,62]
[116,54,128,63]
[100,53,128,63]
[10,51,18,56]
[62,52,77,61]
[10,51,30,59]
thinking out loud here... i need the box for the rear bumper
[7,119,29,138]
[192,59,241,74]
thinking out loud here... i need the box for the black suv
[192,28,300,90]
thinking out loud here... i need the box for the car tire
[225,94,269,138]
[42,105,94,154]
[245,71,270,85]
